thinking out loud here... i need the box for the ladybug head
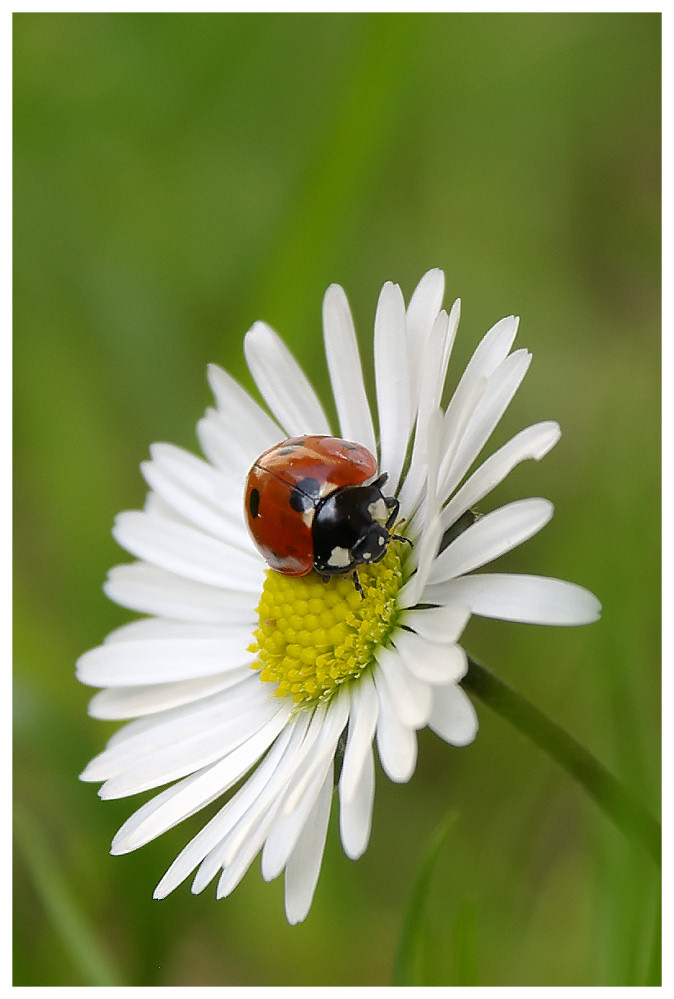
[311,476,400,579]
[349,518,391,566]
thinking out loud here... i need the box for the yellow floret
[249,547,403,707]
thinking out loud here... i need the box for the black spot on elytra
[277,437,307,455]
[249,488,260,518]
[289,476,322,512]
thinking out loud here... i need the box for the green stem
[461,657,661,866]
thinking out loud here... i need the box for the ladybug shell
[244,435,378,576]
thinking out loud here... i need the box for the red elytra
[244,435,379,576]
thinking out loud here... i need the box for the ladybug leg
[322,568,365,599]
[382,497,412,547]
[383,497,400,531]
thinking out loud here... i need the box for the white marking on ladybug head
[368,498,388,523]
[327,546,352,569]
[378,535,385,546]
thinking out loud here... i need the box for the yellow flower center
[249,547,403,707]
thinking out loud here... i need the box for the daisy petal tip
[585,592,603,623]
[556,580,602,625]
[379,279,403,305]
[109,834,131,857]
[205,361,224,387]
[342,838,368,862]
[444,706,479,747]
[414,267,445,298]
[244,319,274,349]
[323,281,345,305]
[537,421,562,455]
[285,906,307,927]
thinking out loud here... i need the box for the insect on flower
[244,434,411,596]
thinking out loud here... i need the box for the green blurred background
[13,12,660,987]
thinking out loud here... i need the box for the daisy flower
[77,270,600,924]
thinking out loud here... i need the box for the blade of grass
[14,804,124,987]
[393,810,457,986]
[461,656,661,866]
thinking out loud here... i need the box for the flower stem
[461,656,661,865]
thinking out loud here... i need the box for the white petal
[261,763,329,885]
[456,315,519,388]
[424,573,602,625]
[110,704,291,856]
[258,703,339,883]
[206,363,283,456]
[374,645,432,728]
[156,716,303,897]
[215,708,328,878]
[396,509,444,609]
[149,442,245,521]
[140,451,249,546]
[284,771,333,924]
[398,404,444,574]
[322,284,377,455]
[339,742,374,860]
[440,349,531,500]
[102,618,237,644]
[440,421,561,531]
[433,313,517,494]
[428,683,479,747]
[405,268,445,419]
[244,321,331,437]
[83,679,270,787]
[397,305,457,516]
[281,688,349,815]
[219,714,317,883]
[196,409,260,482]
[373,666,417,782]
[338,672,379,803]
[399,603,471,645]
[429,498,554,584]
[113,772,221,857]
[104,562,257,625]
[392,630,468,686]
[87,668,252,720]
[112,511,263,590]
[407,268,445,335]
[434,376,488,513]
[215,803,279,900]
[99,695,280,798]
[76,629,256,687]
[374,282,411,494]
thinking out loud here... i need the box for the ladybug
[244,435,407,595]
